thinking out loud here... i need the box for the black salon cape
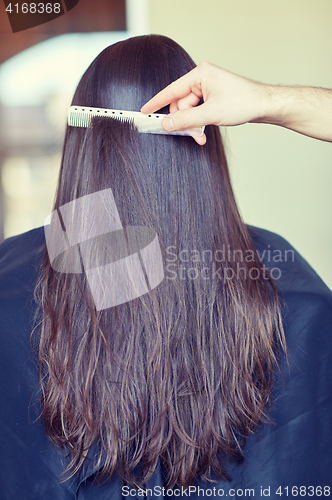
[0,226,331,500]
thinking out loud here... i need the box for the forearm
[254,84,332,142]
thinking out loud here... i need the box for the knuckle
[199,61,211,72]
[168,83,177,99]
[174,111,189,129]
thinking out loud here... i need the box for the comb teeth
[67,106,137,128]
[67,105,205,137]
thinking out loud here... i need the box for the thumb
[162,104,211,131]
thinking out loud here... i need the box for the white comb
[67,105,205,139]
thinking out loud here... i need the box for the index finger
[140,67,201,114]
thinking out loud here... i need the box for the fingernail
[190,127,204,138]
[163,117,175,131]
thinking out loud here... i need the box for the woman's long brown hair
[34,35,286,489]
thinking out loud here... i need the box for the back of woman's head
[57,35,231,241]
[35,35,285,489]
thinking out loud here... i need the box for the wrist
[250,83,293,126]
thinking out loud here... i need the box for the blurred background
[0,0,331,289]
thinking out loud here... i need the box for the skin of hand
[141,62,332,144]
[140,62,270,145]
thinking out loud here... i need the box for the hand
[141,62,269,145]
[141,62,332,144]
